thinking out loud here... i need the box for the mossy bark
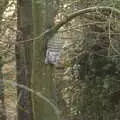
[0,57,6,120]
[31,1,57,120]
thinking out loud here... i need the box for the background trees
[55,1,120,120]
[0,0,16,120]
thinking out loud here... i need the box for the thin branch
[2,80,61,120]
[13,6,120,45]
[53,6,120,32]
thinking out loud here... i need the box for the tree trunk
[16,0,33,120]
[0,1,9,120]
[31,0,57,120]
[0,57,6,120]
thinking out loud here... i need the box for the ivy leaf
[103,80,109,89]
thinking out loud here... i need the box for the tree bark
[0,57,6,120]
[31,0,57,120]
[16,0,33,120]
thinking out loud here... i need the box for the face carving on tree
[45,14,63,65]
[45,49,60,64]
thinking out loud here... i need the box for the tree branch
[7,6,120,45]
[52,6,120,32]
